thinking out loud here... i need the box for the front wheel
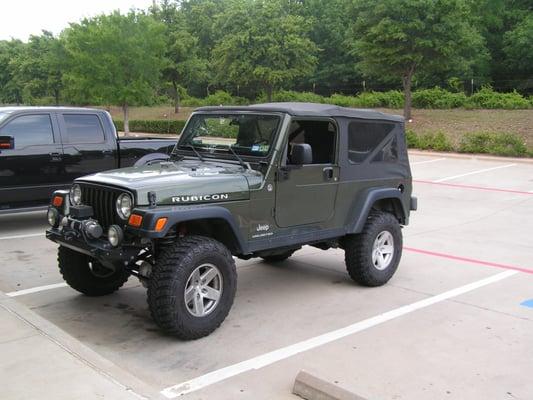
[344,211,402,286]
[58,246,129,296]
[147,236,237,340]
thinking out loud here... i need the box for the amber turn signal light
[128,214,143,227]
[52,196,63,207]
[154,217,168,232]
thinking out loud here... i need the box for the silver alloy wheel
[371,231,395,271]
[184,263,223,317]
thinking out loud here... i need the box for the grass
[106,105,533,156]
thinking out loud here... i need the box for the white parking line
[411,157,446,165]
[434,163,516,183]
[160,270,518,398]
[0,232,43,240]
[5,282,68,297]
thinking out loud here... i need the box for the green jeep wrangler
[46,103,417,339]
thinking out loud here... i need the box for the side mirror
[290,143,313,165]
[0,136,14,150]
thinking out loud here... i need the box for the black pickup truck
[0,107,176,213]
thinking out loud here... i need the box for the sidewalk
[0,292,160,400]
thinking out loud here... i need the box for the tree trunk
[266,85,273,102]
[122,103,130,136]
[172,81,180,114]
[402,69,414,121]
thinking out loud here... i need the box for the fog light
[108,225,123,247]
[47,207,59,227]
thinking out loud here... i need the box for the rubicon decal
[171,193,230,203]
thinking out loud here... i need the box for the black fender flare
[130,205,248,254]
[134,152,171,167]
[346,188,406,234]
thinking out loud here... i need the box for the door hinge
[271,208,276,217]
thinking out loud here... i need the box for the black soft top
[196,102,404,122]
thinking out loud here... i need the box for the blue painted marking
[520,299,533,308]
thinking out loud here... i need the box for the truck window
[348,121,395,163]
[63,114,105,144]
[0,114,54,148]
[287,120,336,164]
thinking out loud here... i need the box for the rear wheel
[147,236,237,340]
[344,211,402,286]
[58,246,129,296]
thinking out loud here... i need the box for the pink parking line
[414,179,533,195]
[404,247,533,275]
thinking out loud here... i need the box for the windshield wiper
[187,144,205,162]
[228,146,251,170]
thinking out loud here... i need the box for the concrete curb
[408,149,533,164]
[293,370,367,400]
[0,291,163,400]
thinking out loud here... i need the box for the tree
[348,0,487,119]
[62,11,166,134]
[11,31,65,105]
[0,39,25,104]
[212,0,318,101]
[152,1,207,112]
[503,15,533,89]
[299,0,362,93]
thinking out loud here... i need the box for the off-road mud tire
[147,235,237,340]
[344,211,402,287]
[58,246,129,296]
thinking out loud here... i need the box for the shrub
[201,90,248,106]
[270,90,325,103]
[412,87,467,108]
[459,132,528,157]
[327,93,357,107]
[113,119,186,134]
[405,129,420,148]
[416,131,454,151]
[466,87,530,109]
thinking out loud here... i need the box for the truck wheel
[344,211,402,287]
[147,236,237,340]
[261,250,294,263]
[58,246,129,296]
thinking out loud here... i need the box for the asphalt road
[1,152,532,400]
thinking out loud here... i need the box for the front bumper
[46,226,141,265]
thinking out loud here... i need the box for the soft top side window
[348,120,396,163]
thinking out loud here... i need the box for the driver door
[275,119,339,227]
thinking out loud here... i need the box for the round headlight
[47,207,59,227]
[116,193,133,220]
[70,184,82,205]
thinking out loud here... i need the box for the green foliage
[459,132,528,156]
[202,90,247,106]
[503,15,533,79]
[62,11,166,108]
[405,129,420,148]
[113,119,186,134]
[416,132,454,151]
[211,0,318,100]
[465,87,530,109]
[0,39,25,104]
[412,88,467,108]
[348,0,488,118]
[260,90,325,103]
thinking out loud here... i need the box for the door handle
[102,149,113,154]
[323,166,334,180]
[277,166,290,181]
[49,152,62,162]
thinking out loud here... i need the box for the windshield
[178,113,281,157]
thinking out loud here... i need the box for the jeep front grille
[80,185,121,228]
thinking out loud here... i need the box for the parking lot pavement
[1,152,532,399]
